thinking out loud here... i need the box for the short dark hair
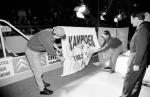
[130,7,145,20]
[61,34,66,40]
[103,30,111,37]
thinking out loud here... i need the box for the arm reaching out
[93,43,110,54]
[53,43,61,52]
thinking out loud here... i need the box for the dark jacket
[27,29,57,56]
[130,21,150,67]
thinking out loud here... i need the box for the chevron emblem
[16,59,29,72]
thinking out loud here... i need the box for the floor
[0,55,150,97]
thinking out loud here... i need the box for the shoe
[104,69,115,73]
[103,66,115,73]
[104,66,112,69]
[142,81,149,86]
[43,81,50,87]
[40,88,53,95]
[108,69,115,73]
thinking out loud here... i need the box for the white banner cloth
[61,27,99,76]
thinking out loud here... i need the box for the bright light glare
[102,12,106,15]
[100,15,105,20]
[74,4,89,19]
[117,14,121,18]
[78,5,86,13]
[114,18,118,22]
[76,12,85,18]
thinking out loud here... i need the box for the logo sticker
[12,57,30,74]
[16,59,29,72]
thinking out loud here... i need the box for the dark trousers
[120,56,147,97]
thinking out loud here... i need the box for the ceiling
[0,0,148,27]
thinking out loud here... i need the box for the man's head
[138,5,150,22]
[143,8,150,22]
[53,26,66,39]
[130,9,145,27]
[101,30,111,39]
[144,12,150,22]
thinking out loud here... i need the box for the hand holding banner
[61,27,100,76]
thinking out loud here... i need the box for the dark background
[0,0,131,27]
[1,0,148,26]
[0,0,149,37]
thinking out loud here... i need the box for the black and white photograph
[0,0,150,97]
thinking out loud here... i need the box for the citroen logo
[16,59,29,72]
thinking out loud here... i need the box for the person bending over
[25,26,65,95]
[94,30,123,73]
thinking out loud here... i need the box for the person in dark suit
[120,8,150,97]
[25,26,65,95]
[142,8,150,87]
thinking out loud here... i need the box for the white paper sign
[61,27,99,76]
[0,58,14,79]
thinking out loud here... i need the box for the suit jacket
[130,21,150,67]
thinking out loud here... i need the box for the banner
[0,53,61,87]
[0,58,14,79]
[61,27,100,76]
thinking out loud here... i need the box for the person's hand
[133,65,139,71]
[60,57,65,62]
[56,55,64,61]
[59,57,65,64]
[56,49,63,56]
[58,49,62,52]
